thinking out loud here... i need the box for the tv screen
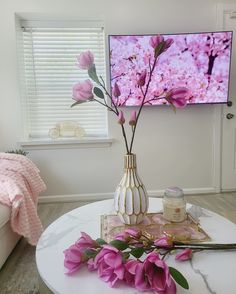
[108,31,233,106]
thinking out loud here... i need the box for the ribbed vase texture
[114,154,149,224]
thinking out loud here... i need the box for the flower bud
[125,228,141,238]
[149,35,164,49]
[154,236,173,248]
[137,70,147,87]
[117,111,125,125]
[75,232,96,251]
[166,87,189,108]
[175,248,193,261]
[163,38,174,51]
[129,110,137,126]
[76,51,94,70]
[113,82,121,98]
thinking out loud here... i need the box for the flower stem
[160,249,173,260]
[98,79,130,154]
[129,55,159,154]
[172,242,236,250]
[93,98,115,113]
[121,124,130,154]
[150,243,236,253]
[143,96,166,105]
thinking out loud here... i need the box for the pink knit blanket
[0,153,46,245]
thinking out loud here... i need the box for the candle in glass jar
[163,187,186,222]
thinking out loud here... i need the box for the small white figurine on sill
[49,121,85,139]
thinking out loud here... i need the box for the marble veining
[38,211,102,250]
[190,258,216,294]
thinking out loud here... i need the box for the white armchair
[0,203,20,269]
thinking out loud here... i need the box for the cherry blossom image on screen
[109,31,233,106]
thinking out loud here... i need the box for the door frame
[215,4,236,191]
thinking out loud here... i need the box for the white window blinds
[18,22,108,139]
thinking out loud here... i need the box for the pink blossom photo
[109,32,233,106]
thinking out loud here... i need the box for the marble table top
[36,198,236,294]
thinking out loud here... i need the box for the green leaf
[84,249,97,258]
[88,64,99,84]
[169,267,189,290]
[130,247,145,258]
[109,240,128,251]
[96,238,107,246]
[93,87,104,99]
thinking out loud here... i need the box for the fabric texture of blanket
[0,152,46,245]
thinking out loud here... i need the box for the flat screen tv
[108,31,233,106]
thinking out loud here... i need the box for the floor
[0,201,89,294]
[187,192,236,223]
[0,193,235,293]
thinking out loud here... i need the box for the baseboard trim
[221,188,236,193]
[39,187,218,203]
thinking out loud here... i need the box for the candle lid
[164,187,184,198]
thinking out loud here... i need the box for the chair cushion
[0,203,11,228]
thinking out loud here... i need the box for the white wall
[0,0,234,198]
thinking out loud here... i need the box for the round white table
[36,198,236,294]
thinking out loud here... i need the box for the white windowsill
[19,137,114,150]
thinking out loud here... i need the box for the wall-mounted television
[108,31,233,106]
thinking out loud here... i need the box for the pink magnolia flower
[175,248,193,261]
[135,262,151,291]
[137,70,147,87]
[154,236,173,248]
[115,227,140,241]
[113,82,121,98]
[76,232,96,251]
[149,35,164,49]
[125,228,140,238]
[94,245,125,287]
[76,50,94,70]
[114,232,128,241]
[149,35,174,58]
[124,259,141,286]
[136,251,176,293]
[87,258,96,271]
[166,87,189,108]
[64,244,85,274]
[172,97,187,108]
[73,79,93,101]
[117,111,125,125]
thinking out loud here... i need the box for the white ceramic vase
[114,153,149,224]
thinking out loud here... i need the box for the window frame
[16,17,112,149]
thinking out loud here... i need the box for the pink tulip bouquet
[64,228,236,293]
[72,35,190,154]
